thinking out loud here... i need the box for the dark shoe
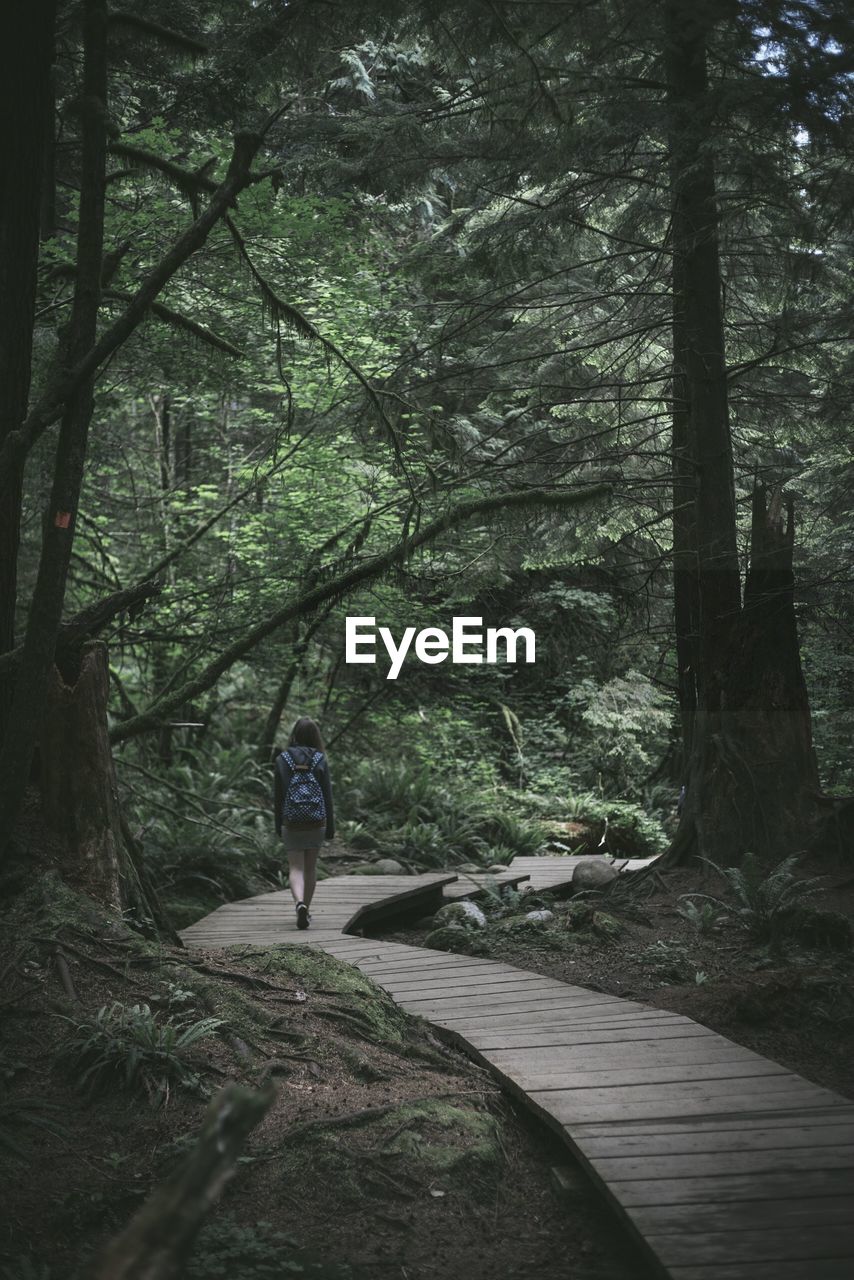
[296,902,310,931]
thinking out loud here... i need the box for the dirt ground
[0,880,653,1280]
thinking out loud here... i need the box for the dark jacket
[274,745,334,839]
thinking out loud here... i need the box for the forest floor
[0,873,653,1280]
[372,859,854,1103]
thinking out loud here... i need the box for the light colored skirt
[281,824,325,853]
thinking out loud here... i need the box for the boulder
[455,862,483,874]
[433,900,487,930]
[372,858,405,875]
[525,909,554,924]
[571,858,617,890]
[486,864,509,874]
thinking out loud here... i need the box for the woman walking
[273,716,334,930]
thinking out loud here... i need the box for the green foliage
[698,854,826,943]
[188,1216,357,1279]
[339,758,544,870]
[638,940,697,985]
[58,1002,222,1103]
[561,791,668,857]
[676,897,729,934]
[423,925,486,955]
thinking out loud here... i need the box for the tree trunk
[39,642,153,916]
[662,0,821,867]
[0,0,56,712]
[0,0,108,848]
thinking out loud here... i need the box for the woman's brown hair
[288,716,325,752]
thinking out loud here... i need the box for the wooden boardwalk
[181,863,854,1280]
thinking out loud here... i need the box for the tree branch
[110,484,610,743]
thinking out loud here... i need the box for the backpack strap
[283,747,321,773]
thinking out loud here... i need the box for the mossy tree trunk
[39,641,168,926]
[662,0,822,868]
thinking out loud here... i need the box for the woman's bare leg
[287,848,320,908]
[288,851,306,906]
[302,848,320,907]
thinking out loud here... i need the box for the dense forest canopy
[1,0,853,909]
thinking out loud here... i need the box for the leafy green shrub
[118,740,275,918]
[339,758,544,870]
[697,853,825,943]
[58,1002,222,1103]
[676,896,729,934]
[561,791,667,857]
[476,810,545,857]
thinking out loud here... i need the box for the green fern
[676,896,729,934]
[697,853,825,941]
[58,1002,222,1104]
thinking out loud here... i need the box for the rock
[347,857,406,875]
[591,910,622,940]
[424,925,474,953]
[487,864,509,874]
[455,862,483,874]
[372,858,405,875]
[433,900,487,930]
[571,858,617,890]
[525,909,554,924]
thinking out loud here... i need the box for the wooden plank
[669,1263,854,1280]
[533,1090,847,1124]
[380,970,574,993]
[590,1146,854,1180]
[528,1075,827,1109]
[434,1011,691,1032]
[395,989,633,1014]
[421,1001,670,1023]
[610,1167,854,1206]
[503,1060,792,1092]
[387,980,580,1004]
[465,1025,719,1050]
[627,1196,853,1233]
[483,1042,778,1072]
[649,1225,854,1267]
[359,963,525,983]
[580,1122,854,1157]
[571,1107,854,1137]
[442,872,530,901]
[356,954,511,973]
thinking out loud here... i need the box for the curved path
[182,861,854,1280]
